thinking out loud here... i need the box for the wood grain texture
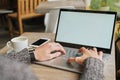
[7,0,46,36]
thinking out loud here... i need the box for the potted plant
[117,0,120,3]
[99,0,109,11]
[115,22,120,40]
[90,0,101,10]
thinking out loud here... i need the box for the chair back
[18,0,47,17]
[0,0,10,9]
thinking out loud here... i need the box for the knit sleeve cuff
[81,57,104,80]
[84,57,104,69]
[29,51,36,62]
[4,48,31,64]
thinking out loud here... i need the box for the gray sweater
[3,48,104,80]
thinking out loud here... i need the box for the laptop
[34,9,117,73]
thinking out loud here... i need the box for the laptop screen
[55,9,117,53]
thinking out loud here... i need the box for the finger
[92,48,97,52]
[78,47,86,52]
[75,57,84,64]
[89,48,97,55]
[78,47,89,54]
[98,51,103,60]
[50,52,62,59]
[98,51,103,57]
[55,43,66,54]
[68,57,76,63]
[68,57,84,64]
[49,43,66,54]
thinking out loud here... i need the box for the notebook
[34,9,117,73]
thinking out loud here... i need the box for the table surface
[0,32,116,80]
[0,9,13,14]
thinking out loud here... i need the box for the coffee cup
[7,36,28,52]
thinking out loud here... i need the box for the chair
[0,0,11,27]
[36,0,85,33]
[0,0,10,9]
[115,37,120,79]
[7,0,46,36]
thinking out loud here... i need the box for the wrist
[29,50,36,62]
[84,57,104,68]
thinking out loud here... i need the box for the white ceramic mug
[7,36,28,52]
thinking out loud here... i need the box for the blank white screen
[56,11,115,49]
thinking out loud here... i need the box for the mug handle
[7,41,13,48]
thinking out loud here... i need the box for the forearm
[4,48,31,64]
[80,57,104,80]
[0,56,38,80]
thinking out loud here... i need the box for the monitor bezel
[55,9,117,53]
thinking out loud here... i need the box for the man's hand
[68,47,103,65]
[34,42,66,61]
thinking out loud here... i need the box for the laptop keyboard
[102,53,110,61]
[64,47,110,61]
[64,47,83,58]
[34,47,110,74]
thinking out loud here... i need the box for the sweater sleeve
[4,48,31,64]
[0,56,38,80]
[80,57,104,80]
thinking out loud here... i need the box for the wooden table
[0,9,13,27]
[0,32,116,80]
[0,9,13,14]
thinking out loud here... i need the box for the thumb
[68,57,76,63]
[75,57,84,64]
[68,57,84,65]
[50,52,62,59]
